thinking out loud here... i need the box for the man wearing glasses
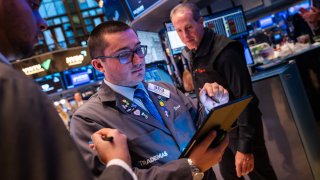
[70,21,230,180]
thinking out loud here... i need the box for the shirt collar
[103,79,148,101]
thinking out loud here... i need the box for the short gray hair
[170,2,200,22]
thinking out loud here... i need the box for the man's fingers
[236,163,242,177]
[199,131,217,149]
[241,160,248,175]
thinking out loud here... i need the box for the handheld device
[179,95,253,158]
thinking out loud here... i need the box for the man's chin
[186,44,197,50]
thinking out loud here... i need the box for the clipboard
[179,95,253,158]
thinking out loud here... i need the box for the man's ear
[91,59,105,73]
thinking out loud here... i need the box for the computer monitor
[203,6,248,40]
[136,30,167,64]
[259,15,275,29]
[145,62,174,84]
[62,65,95,89]
[34,72,64,94]
[164,22,186,55]
[122,0,161,19]
[274,34,282,41]
[288,0,310,16]
[238,39,254,65]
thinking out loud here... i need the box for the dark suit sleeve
[215,45,261,153]
[0,65,93,180]
[98,165,134,180]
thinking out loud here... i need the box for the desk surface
[251,63,293,82]
[276,43,320,61]
[251,43,320,82]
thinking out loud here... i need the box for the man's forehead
[172,10,193,22]
[176,7,192,15]
[106,30,139,46]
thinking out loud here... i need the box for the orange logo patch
[194,68,206,73]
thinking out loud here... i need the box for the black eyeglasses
[94,45,148,64]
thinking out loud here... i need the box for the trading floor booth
[252,62,320,179]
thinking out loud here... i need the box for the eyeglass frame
[94,45,148,64]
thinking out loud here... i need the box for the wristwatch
[187,158,204,180]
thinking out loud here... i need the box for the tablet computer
[179,95,253,158]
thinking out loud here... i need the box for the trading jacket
[71,81,216,180]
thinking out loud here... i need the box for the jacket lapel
[98,83,170,134]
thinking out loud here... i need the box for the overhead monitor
[63,65,95,89]
[34,73,64,94]
[276,10,288,20]
[164,22,186,55]
[136,30,167,64]
[259,15,275,29]
[288,0,310,16]
[122,0,161,19]
[203,6,248,39]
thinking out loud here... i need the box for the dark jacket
[0,61,134,180]
[188,28,263,153]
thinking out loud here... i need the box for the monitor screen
[288,0,310,16]
[238,39,254,65]
[203,6,248,39]
[63,65,95,89]
[274,34,282,41]
[259,15,275,29]
[34,73,64,94]
[145,63,174,84]
[164,22,186,55]
[136,30,167,64]
[123,0,160,19]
